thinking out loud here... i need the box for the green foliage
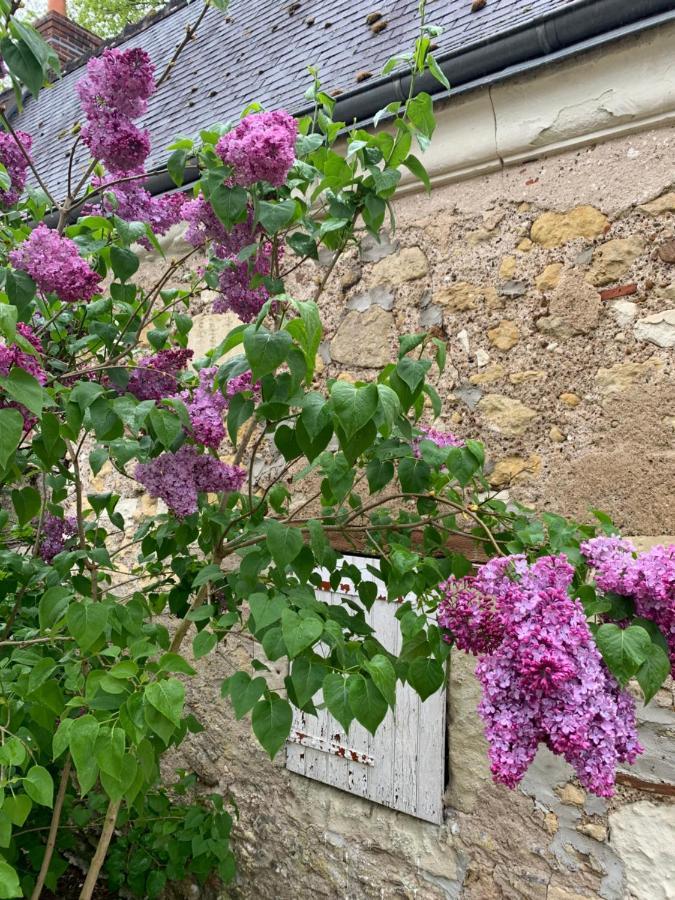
[103,775,235,896]
[70,0,165,39]
[0,2,667,898]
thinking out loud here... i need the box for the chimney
[35,0,102,69]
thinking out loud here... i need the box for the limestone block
[549,425,566,442]
[510,369,547,384]
[639,190,675,215]
[559,783,585,806]
[576,823,607,842]
[559,392,581,407]
[536,316,577,341]
[535,262,563,292]
[548,271,602,334]
[488,455,542,487]
[517,237,534,252]
[595,360,664,394]
[633,308,675,348]
[530,206,608,248]
[188,310,242,360]
[487,319,520,350]
[434,281,481,312]
[499,255,516,279]
[469,364,506,385]
[609,801,675,900]
[370,247,428,285]
[586,236,645,286]
[477,394,539,436]
[330,306,395,367]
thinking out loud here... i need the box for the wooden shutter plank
[286,554,446,825]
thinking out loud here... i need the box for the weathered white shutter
[285,554,446,824]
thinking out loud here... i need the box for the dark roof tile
[12,0,570,197]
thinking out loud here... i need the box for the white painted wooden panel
[285,554,447,825]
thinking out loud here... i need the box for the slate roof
[3,0,644,197]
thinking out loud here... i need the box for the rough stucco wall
[116,123,675,899]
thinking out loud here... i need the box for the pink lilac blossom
[413,425,464,458]
[81,111,152,174]
[126,348,193,401]
[215,110,297,187]
[438,554,642,796]
[77,48,155,119]
[0,130,33,207]
[134,444,245,517]
[40,513,78,563]
[214,245,272,321]
[95,175,185,243]
[183,195,231,249]
[183,194,260,260]
[226,371,260,400]
[582,536,675,675]
[10,223,101,303]
[77,48,155,173]
[182,367,227,448]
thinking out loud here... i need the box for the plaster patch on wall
[609,802,675,900]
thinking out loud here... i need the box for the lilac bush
[0,3,671,899]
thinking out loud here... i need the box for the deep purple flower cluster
[214,245,273,322]
[183,196,231,250]
[126,348,193,401]
[182,367,228,449]
[215,110,297,187]
[0,130,32,207]
[438,554,642,796]
[40,513,78,563]
[582,536,675,674]
[77,48,155,173]
[413,425,464,458]
[10,223,101,303]
[135,444,245,517]
[96,176,185,243]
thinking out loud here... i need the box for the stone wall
[128,122,675,899]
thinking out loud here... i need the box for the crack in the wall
[487,84,505,170]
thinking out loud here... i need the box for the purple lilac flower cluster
[214,249,273,322]
[182,195,272,321]
[226,371,261,400]
[40,513,78,563]
[77,48,155,173]
[412,425,464,458]
[181,367,228,449]
[438,554,642,796]
[215,110,297,187]
[126,348,193,401]
[0,130,32,207]
[0,324,48,428]
[10,223,101,303]
[582,536,675,675]
[95,176,185,245]
[135,445,245,517]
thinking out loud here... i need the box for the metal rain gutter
[50,0,675,217]
[308,0,675,129]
